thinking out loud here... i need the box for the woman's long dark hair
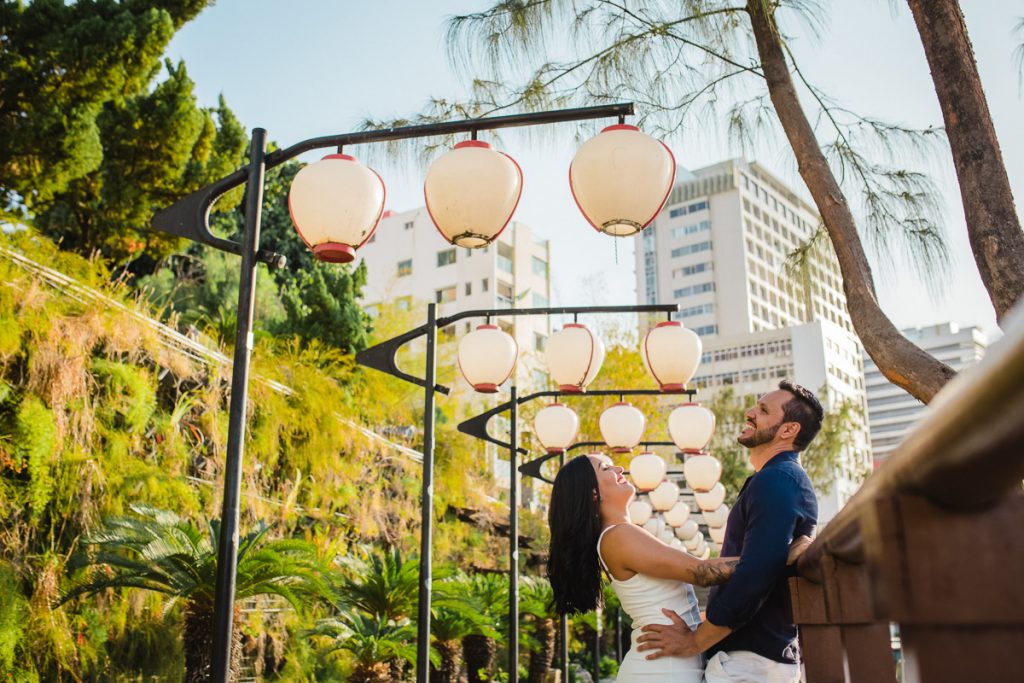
[547,455,605,615]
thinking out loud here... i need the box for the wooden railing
[792,303,1024,683]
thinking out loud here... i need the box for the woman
[548,453,807,682]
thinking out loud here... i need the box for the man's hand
[787,535,813,565]
[636,609,700,659]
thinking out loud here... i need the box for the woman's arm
[600,525,739,586]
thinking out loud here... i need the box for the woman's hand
[787,535,813,565]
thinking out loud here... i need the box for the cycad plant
[333,547,421,621]
[458,572,509,683]
[432,575,501,683]
[520,576,558,683]
[60,505,329,683]
[307,613,418,683]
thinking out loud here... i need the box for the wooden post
[790,576,844,683]
[861,492,1024,683]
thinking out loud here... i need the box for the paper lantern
[599,402,645,453]
[641,321,702,392]
[698,545,711,560]
[629,452,666,491]
[703,504,730,528]
[658,527,676,544]
[669,404,716,453]
[709,525,726,545]
[663,502,691,527]
[683,454,722,492]
[533,403,578,454]
[546,324,605,393]
[643,516,665,538]
[675,519,699,541]
[694,483,726,511]
[570,125,675,236]
[457,324,517,393]
[649,481,680,511]
[684,533,703,551]
[628,499,653,526]
[424,141,522,248]
[288,154,385,263]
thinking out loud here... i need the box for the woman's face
[587,454,634,508]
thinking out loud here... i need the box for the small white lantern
[570,125,676,237]
[658,527,676,544]
[599,402,646,453]
[424,141,523,248]
[698,545,711,560]
[670,538,685,551]
[683,454,722,492]
[546,324,605,393]
[709,525,726,545]
[663,502,691,527]
[533,403,579,454]
[669,404,716,454]
[684,533,703,552]
[628,452,666,492]
[628,499,653,526]
[288,154,386,263]
[457,324,517,393]
[703,504,730,528]
[694,483,726,511]
[643,516,665,538]
[641,322,702,392]
[675,519,699,541]
[649,481,680,511]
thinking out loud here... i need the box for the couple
[548,381,822,683]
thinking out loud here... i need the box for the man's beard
[737,421,780,448]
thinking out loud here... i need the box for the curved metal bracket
[355,323,451,395]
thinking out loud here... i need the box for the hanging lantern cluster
[288,124,675,264]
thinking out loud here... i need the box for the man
[637,380,822,682]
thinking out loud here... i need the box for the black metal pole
[210,128,266,682]
[559,451,570,683]
[615,607,623,663]
[509,384,520,681]
[593,607,601,683]
[417,303,439,683]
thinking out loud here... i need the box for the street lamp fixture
[545,323,605,393]
[457,323,518,393]
[628,451,667,491]
[642,320,703,392]
[533,403,580,454]
[570,124,676,236]
[599,401,646,452]
[424,140,523,247]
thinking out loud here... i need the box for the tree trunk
[463,634,497,683]
[745,0,956,404]
[183,600,242,683]
[528,618,556,683]
[351,660,394,683]
[433,639,463,683]
[907,0,1024,321]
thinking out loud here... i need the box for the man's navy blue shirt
[705,451,817,664]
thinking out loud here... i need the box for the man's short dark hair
[778,381,824,451]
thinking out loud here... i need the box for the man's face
[737,390,792,448]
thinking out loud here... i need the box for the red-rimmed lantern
[642,321,702,392]
[545,323,605,393]
[533,403,579,454]
[457,324,517,393]
[569,124,676,237]
[424,140,523,248]
[599,402,645,453]
[668,403,716,453]
[288,153,386,262]
[694,482,726,511]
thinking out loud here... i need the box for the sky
[164,0,1024,340]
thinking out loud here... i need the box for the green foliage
[0,563,30,674]
[278,261,373,354]
[307,613,419,669]
[14,396,57,521]
[333,548,422,622]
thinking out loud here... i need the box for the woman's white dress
[598,525,705,682]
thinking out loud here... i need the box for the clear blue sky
[165,0,1024,338]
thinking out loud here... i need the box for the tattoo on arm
[692,559,740,586]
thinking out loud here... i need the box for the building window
[435,286,456,304]
[679,262,712,277]
[670,241,713,258]
[535,333,546,351]
[498,242,514,273]
[404,221,414,230]
[671,220,711,239]
[437,249,456,267]
[532,293,549,308]
[532,256,548,277]
[397,259,412,277]
[397,296,412,311]
[673,281,715,299]
[482,278,489,292]
[465,282,472,296]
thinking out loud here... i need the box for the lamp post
[149,102,645,682]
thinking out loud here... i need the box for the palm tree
[307,613,418,683]
[60,505,329,682]
[457,572,509,683]
[432,575,501,683]
[520,576,558,683]
[333,548,421,621]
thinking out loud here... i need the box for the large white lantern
[643,516,665,538]
[533,403,579,454]
[628,452,666,492]
[703,504,730,528]
[649,481,680,511]
[599,402,646,453]
[424,141,523,248]
[683,453,722,492]
[641,321,702,392]
[695,483,726,511]
[288,154,386,263]
[663,502,691,527]
[669,404,716,454]
[457,324,517,393]
[709,525,726,545]
[675,519,699,541]
[658,527,676,544]
[570,125,676,237]
[628,499,653,526]
[546,324,605,393]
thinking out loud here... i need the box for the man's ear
[781,421,801,441]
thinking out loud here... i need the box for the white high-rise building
[864,323,988,465]
[635,159,871,523]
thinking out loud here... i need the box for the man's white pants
[703,650,800,683]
